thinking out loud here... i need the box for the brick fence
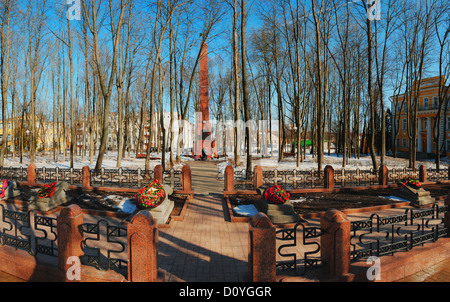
[0,204,160,282]
[25,163,193,199]
[247,195,450,282]
[0,163,194,282]
[224,164,450,196]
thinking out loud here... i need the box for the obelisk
[194,41,213,159]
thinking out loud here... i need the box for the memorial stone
[28,181,71,212]
[255,184,300,224]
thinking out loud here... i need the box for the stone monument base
[394,181,435,207]
[0,181,21,201]
[133,184,174,224]
[28,182,71,212]
[255,185,300,224]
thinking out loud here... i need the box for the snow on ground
[217,151,449,178]
[113,197,137,214]
[2,151,191,170]
[378,195,410,202]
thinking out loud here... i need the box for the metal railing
[276,222,323,275]
[350,203,448,261]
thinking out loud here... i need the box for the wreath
[134,179,166,209]
[264,185,290,204]
[400,176,421,189]
[0,179,10,199]
[38,182,57,199]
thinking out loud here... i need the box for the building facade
[391,76,450,156]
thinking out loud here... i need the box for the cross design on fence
[79,219,127,272]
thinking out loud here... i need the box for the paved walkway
[158,160,250,281]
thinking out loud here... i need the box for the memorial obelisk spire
[194,41,214,159]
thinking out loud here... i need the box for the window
[424,118,428,129]
[433,96,439,108]
[402,118,407,130]
[447,117,450,129]
[403,102,407,112]
[423,98,429,109]
[402,138,407,148]
[447,140,450,152]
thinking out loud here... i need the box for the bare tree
[81,0,133,172]
[0,0,14,167]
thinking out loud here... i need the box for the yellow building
[391,76,450,156]
[0,115,65,153]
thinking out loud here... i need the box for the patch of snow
[290,197,307,203]
[110,196,137,213]
[379,195,410,202]
[232,204,259,217]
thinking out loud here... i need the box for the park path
[157,160,250,282]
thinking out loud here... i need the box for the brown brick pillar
[253,166,263,190]
[324,165,334,189]
[224,165,234,193]
[27,163,37,185]
[127,211,158,282]
[320,209,351,278]
[82,166,92,190]
[181,165,193,198]
[154,164,163,183]
[248,213,276,282]
[57,205,84,274]
[419,165,427,183]
[378,164,388,186]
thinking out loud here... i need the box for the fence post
[57,205,84,277]
[82,166,92,189]
[248,213,276,282]
[127,210,159,282]
[224,165,234,193]
[253,166,263,190]
[419,165,427,183]
[378,164,388,186]
[445,194,450,237]
[27,163,37,185]
[320,209,351,278]
[324,165,334,189]
[181,165,193,199]
[154,164,163,183]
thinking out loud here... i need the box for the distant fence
[224,164,450,194]
[0,165,185,189]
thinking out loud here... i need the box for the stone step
[148,199,174,224]
[267,213,300,224]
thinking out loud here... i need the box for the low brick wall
[224,164,450,197]
[349,237,450,282]
[0,204,161,282]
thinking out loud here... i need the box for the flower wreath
[0,179,10,199]
[400,176,421,189]
[38,182,57,199]
[135,179,166,209]
[264,184,290,204]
